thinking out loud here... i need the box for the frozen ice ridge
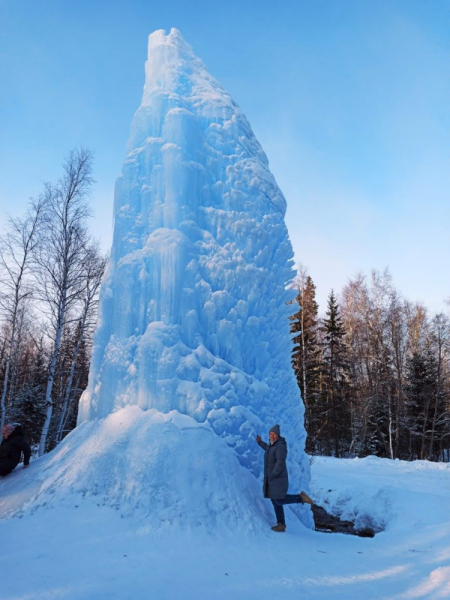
[78,29,309,493]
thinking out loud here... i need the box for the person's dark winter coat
[258,436,289,499]
[0,426,31,476]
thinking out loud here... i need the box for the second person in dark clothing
[257,424,311,532]
[0,423,31,476]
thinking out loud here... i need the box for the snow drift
[2,407,281,532]
[3,454,450,599]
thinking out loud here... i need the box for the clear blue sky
[1,0,449,312]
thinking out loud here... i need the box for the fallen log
[311,504,375,538]
[300,492,374,537]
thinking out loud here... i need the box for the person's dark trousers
[271,495,302,525]
[0,459,16,476]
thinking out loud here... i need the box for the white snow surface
[2,448,450,599]
[0,407,292,531]
[78,28,308,497]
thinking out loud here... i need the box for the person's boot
[271,523,286,532]
[299,491,314,505]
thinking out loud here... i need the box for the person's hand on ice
[256,435,261,443]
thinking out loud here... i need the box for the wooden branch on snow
[311,504,375,538]
[300,492,374,537]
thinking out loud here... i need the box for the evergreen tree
[365,344,396,458]
[427,314,450,461]
[63,329,90,436]
[291,276,320,401]
[290,272,322,452]
[319,291,352,457]
[8,352,47,448]
[46,326,73,450]
[404,346,439,460]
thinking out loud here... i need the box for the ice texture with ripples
[78,29,308,494]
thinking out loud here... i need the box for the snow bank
[1,406,312,532]
[310,455,450,534]
[3,454,450,599]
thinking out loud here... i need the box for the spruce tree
[290,273,321,452]
[8,352,47,448]
[365,344,396,458]
[319,290,351,457]
[291,276,321,401]
[404,346,438,460]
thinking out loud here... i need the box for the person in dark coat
[0,423,31,476]
[257,424,309,532]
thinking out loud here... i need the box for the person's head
[1,424,14,440]
[269,424,280,443]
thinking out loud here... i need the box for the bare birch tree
[0,199,44,428]
[34,147,94,456]
[53,243,106,444]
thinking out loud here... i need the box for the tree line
[0,148,106,454]
[291,266,450,461]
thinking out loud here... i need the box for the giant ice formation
[78,29,309,497]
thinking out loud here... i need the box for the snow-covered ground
[1,425,449,600]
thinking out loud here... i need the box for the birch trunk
[38,300,66,456]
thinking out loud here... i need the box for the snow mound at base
[2,406,312,533]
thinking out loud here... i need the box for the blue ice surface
[79,29,309,494]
